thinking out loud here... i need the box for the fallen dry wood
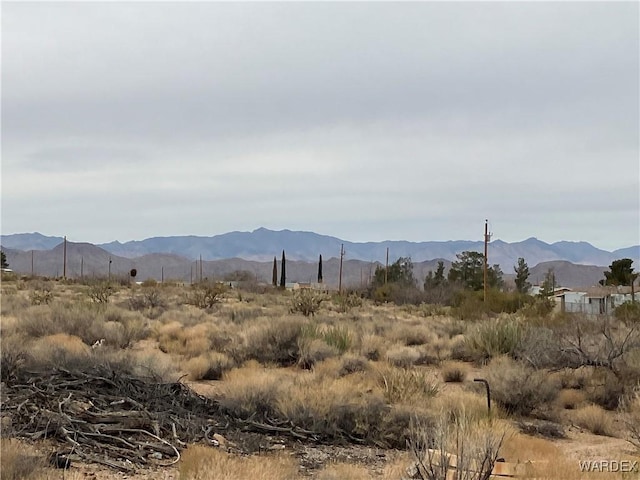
[0,361,343,471]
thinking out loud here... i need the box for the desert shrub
[555,367,589,390]
[289,289,325,317]
[184,352,235,380]
[338,354,369,376]
[451,290,487,320]
[241,317,306,366]
[26,333,92,370]
[218,367,284,418]
[407,414,504,480]
[333,292,363,313]
[557,389,585,409]
[620,385,640,448]
[300,323,353,354]
[186,282,227,309]
[391,324,434,346]
[486,356,559,416]
[441,361,468,382]
[360,334,385,361]
[86,282,116,304]
[463,315,524,362]
[615,300,640,324]
[128,287,165,311]
[297,338,339,369]
[433,389,492,423]
[29,282,54,305]
[378,366,439,404]
[386,345,421,368]
[585,368,626,410]
[276,375,390,444]
[519,296,554,319]
[572,404,614,436]
[513,325,565,369]
[157,322,213,358]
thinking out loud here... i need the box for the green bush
[615,301,640,324]
[464,315,525,362]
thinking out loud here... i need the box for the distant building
[555,286,635,315]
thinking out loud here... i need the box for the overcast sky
[1,1,638,250]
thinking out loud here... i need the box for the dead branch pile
[0,362,325,472]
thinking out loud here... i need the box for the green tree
[373,257,415,287]
[424,260,446,290]
[0,251,8,269]
[272,257,277,287]
[600,258,637,286]
[448,251,502,291]
[540,268,555,297]
[514,257,531,293]
[318,254,323,283]
[280,250,286,288]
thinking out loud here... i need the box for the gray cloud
[1,2,638,250]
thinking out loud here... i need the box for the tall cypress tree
[317,254,323,283]
[272,256,278,287]
[280,250,286,288]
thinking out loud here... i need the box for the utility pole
[338,244,345,294]
[199,255,203,282]
[108,256,112,281]
[81,256,84,280]
[161,266,164,284]
[385,247,389,285]
[483,220,492,302]
[63,236,67,279]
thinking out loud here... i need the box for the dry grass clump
[184,352,235,380]
[390,324,435,346]
[217,365,286,418]
[179,445,298,480]
[359,333,386,361]
[239,316,307,366]
[15,301,146,348]
[554,367,589,390]
[463,315,524,362]
[27,333,91,369]
[277,374,389,443]
[297,338,339,369]
[0,438,44,480]
[315,463,373,480]
[378,365,439,404]
[432,389,492,423]
[385,345,421,368]
[571,404,615,436]
[156,322,214,358]
[621,386,640,448]
[557,389,585,410]
[337,354,370,376]
[441,361,468,382]
[486,356,559,416]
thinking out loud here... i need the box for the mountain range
[1,228,638,288]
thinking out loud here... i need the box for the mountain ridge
[2,229,638,273]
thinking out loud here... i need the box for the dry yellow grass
[557,389,586,410]
[441,361,468,382]
[571,404,615,437]
[179,445,298,480]
[315,462,373,480]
